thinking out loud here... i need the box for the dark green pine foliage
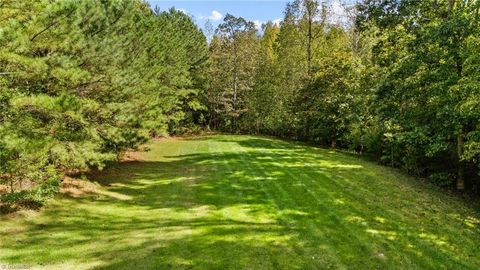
[0,0,207,205]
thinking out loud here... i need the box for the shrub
[1,176,60,210]
[429,173,455,187]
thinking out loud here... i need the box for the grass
[1,134,480,269]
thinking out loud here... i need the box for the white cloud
[253,20,263,31]
[253,18,283,32]
[328,0,352,26]
[207,10,223,21]
[178,9,188,14]
[272,18,283,26]
[331,0,346,15]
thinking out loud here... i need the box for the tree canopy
[0,0,207,205]
[202,0,480,193]
[2,0,480,206]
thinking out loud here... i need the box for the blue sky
[147,0,290,31]
[146,0,355,33]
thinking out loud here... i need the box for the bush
[0,176,60,210]
[429,173,455,187]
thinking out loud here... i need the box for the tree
[205,14,258,132]
[247,22,282,134]
[288,0,329,76]
[360,0,480,189]
[0,0,208,205]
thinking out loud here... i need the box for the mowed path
[1,135,480,269]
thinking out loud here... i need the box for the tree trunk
[391,145,394,167]
[457,130,465,190]
[9,176,14,194]
[307,11,312,76]
[232,36,239,132]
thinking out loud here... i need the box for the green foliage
[363,0,480,187]
[429,172,455,187]
[203,0,480,191]
[0,0,207,205]
[204,14,259,132]
[1,165,59,209]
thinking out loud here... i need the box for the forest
[1,0,480,269]
[2,0,479,206]
[203,0,480,193]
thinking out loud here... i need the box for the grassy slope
[1,135,479,269]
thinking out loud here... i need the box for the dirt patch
[121,151,145,162]
[60,176,100,198]
[151,136,184,142]
[0,184,9,195]
[152,132,217,141]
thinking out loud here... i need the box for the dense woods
[0,0,207,206]
[204,0,480,193]
[1,0,480,207]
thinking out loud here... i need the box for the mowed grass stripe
[246,137,416,265]
[238,136,371,268]
[223,137,295,269]
[229,137,345,269]
[204,136,298,269]
[222,135,337,269]
[263,139,425,267]
[243,136,472,269]
[0,135,479,269]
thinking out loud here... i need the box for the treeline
[0,0,207,206]
[2,0,479,207]
[203,0,480,192]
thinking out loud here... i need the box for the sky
[146,0,356,33]
[146,0,290,32]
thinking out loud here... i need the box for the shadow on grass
[1,136,480,269]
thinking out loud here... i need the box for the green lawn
[1,135,480,269]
